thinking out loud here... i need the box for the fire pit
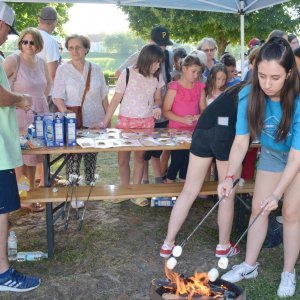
[150,269,245,300]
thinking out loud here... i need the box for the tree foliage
[103,31,145,54]
[121,1,300,55]
[7,2,72,36]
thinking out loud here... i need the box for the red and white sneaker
[160,241,175,258]
[215,241,240,258]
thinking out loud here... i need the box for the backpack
[262,212,283,248]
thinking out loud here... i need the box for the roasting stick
[216,200,270,275]
[167,179,240,270]
[181,178,240,249]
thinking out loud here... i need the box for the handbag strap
[11,54,20,91]
[81,62,92,106]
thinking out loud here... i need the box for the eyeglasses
[202,48,215,53]
[21,40,35,46]
[59,47,63,50]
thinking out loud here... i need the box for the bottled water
[17,251,48,261]
[7,231,17,261]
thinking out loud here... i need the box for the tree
[103,32,145,55]
[121,1,300,55]
[7,2,72,36]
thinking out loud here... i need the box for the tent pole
[240,0,245,78]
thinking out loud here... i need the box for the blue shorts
[257,147,289,172]
[0,169,20,214]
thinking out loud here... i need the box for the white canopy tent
[9,0,291,74]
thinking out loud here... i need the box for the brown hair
[18,27,44,53]
[248,37,300,141]
[205,63,227,97]
[136,44,165,78]
[65,34,91,55]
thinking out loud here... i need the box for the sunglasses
[21,40,35,46]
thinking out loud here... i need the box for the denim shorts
[257,147,289,172]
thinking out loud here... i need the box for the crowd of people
[1,2,300,298]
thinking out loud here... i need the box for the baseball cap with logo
[151,26,173,46]
[0,2,18,35]
[39,6,58,21]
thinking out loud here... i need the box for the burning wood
[164,264,215,299]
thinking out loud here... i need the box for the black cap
[151,26,173,46]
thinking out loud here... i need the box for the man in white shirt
[37,6,60,112]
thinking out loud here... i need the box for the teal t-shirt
[236,84,300,152]
[0,64,23,170]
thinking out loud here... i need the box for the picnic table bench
[22,129,259,257]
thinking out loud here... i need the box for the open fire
[149,265,244,300]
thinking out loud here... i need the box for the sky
[63,4,130,35]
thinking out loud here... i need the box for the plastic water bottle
[17,251,48,261]
[7,231,17,261]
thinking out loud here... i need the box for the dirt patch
[4,198,238,300]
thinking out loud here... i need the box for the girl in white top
[53,34,109,192]
[102,44,165,186]
[205,63,227,105]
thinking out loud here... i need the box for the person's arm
[53,98,67,113]
[102,92,123,127]
[0,85,32,110]
[2,55,16,78]
[47,61,58,82]
[194,90,207,122]
[102,96,111,128]
[163,88,193,125]
[152,87,162,119]
[217,134,250,198]
[43,60,51,98]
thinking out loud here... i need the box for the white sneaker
[277,270,296,298]
[221,262,259,283]
[71,200,84,209]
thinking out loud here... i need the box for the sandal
[22,202,45,213]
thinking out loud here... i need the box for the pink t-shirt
[116,67,165,118]
[168,81,205,129]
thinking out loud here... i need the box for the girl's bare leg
[165,154,213,244]
[133,151,146,184]
[118,151,131,185]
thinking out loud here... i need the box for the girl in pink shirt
[163,54,206,182]
[103,44,164,185]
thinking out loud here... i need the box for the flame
[164,264,211,299]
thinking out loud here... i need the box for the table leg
[43,154,55,258]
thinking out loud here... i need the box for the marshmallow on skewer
[238,178,245,187]
[208,268,219,282]
[167,257,177,270]
[172,245,183,258]
[218,257,229,269]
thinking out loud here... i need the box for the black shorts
[0,169,20,214]
[144,120,169,161]
[190,125,235,161]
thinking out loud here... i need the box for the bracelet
[225,175,234,181]
[152,105,161,110]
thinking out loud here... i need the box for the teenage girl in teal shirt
[218,37,300,298]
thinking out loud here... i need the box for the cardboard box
[34,115,44,139]
[43,114,55,147]
[54,112,64,147]
[150,197,177,207]
[64,112,76,146]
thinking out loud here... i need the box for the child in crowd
[171,47,187,81]
[163,54,206,183]
[218,37,300,298]
[102,44,164,189]
[220,54,241,87]
[205,63,227,106]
